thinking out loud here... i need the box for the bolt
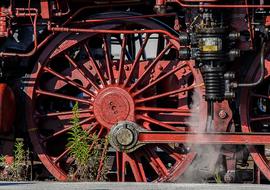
[124,65,130,71]
[157,65,163,71]
[181,68,186,74]
[116,128,134,146]
[89,65,93,70]
[218,110,227,119]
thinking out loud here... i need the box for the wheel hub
[116,127,134,146]
[94,87,135,128]
[109,121,141,152]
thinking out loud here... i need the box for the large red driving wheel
[25,12,206,181]
[240,43,270,180]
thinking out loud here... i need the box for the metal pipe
[237,42,266,87]
[169,0,270,8]
[70,13,176,24]
[48,26,180,41]
[0,8,38,57]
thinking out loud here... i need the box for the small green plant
[0,155,6,168]
[0,138,29,181]
[214,169,222,183]
[14,139,25,169]
[67,102,90,167]
[67,102,109,181]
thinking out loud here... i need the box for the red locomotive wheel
[25,12,206,181]
[240,44,270,180]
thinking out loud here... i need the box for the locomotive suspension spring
[201,64,225,102]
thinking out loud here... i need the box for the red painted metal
[24,14,207,181]
[0,84,15,134]
[0,8,38,57]
[48,27,180,42]
[266,16,270,27]
[167,0,270,8]
[138,132,270,145]
[0,0,268,183]
[40,0,51,19]
[94,87,135,128]
[71,13,177,24]
[0,6,9,37]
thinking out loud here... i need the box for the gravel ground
[0,182,270,190]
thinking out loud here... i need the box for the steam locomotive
[0,0,270,183]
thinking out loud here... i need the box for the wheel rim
[25,13,206,181]
[240,45,270,180]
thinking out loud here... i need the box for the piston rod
[109,122,270,153]
[138,131,270,145]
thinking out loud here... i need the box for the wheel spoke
[117,34,127,84]
[251,93,270,100]
[144,147,168,176]
[125,153,143,182]
[145,147,168,176]
[53,148,70,163]
[135,106,192,115]
[123,34,150,88]
[53,123,98,164]
[36,109,91,118]
[132,62,187,97]
[116,151,125,182]
[103,35,115,84]
[89,127,104,152]
[43,66,95,98]
[138,34,147,60]
[250,116,270,122]
[135,85,196,104]
[134,154,147,182]
[44,66,89,92]
[64,54,100,90]
[159,144,183,162]
[43,127,72,143]
[161,121,190,125]
[87,122,99,134]
[35,89,92,105]
[151,150,169,176]
[96,139,109,181]
[128,42,172,92]
[127,34,136,60]
[43,116,95,142]
[143,153,160,177]
[84,44,107,86]
[136,114,185,131]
